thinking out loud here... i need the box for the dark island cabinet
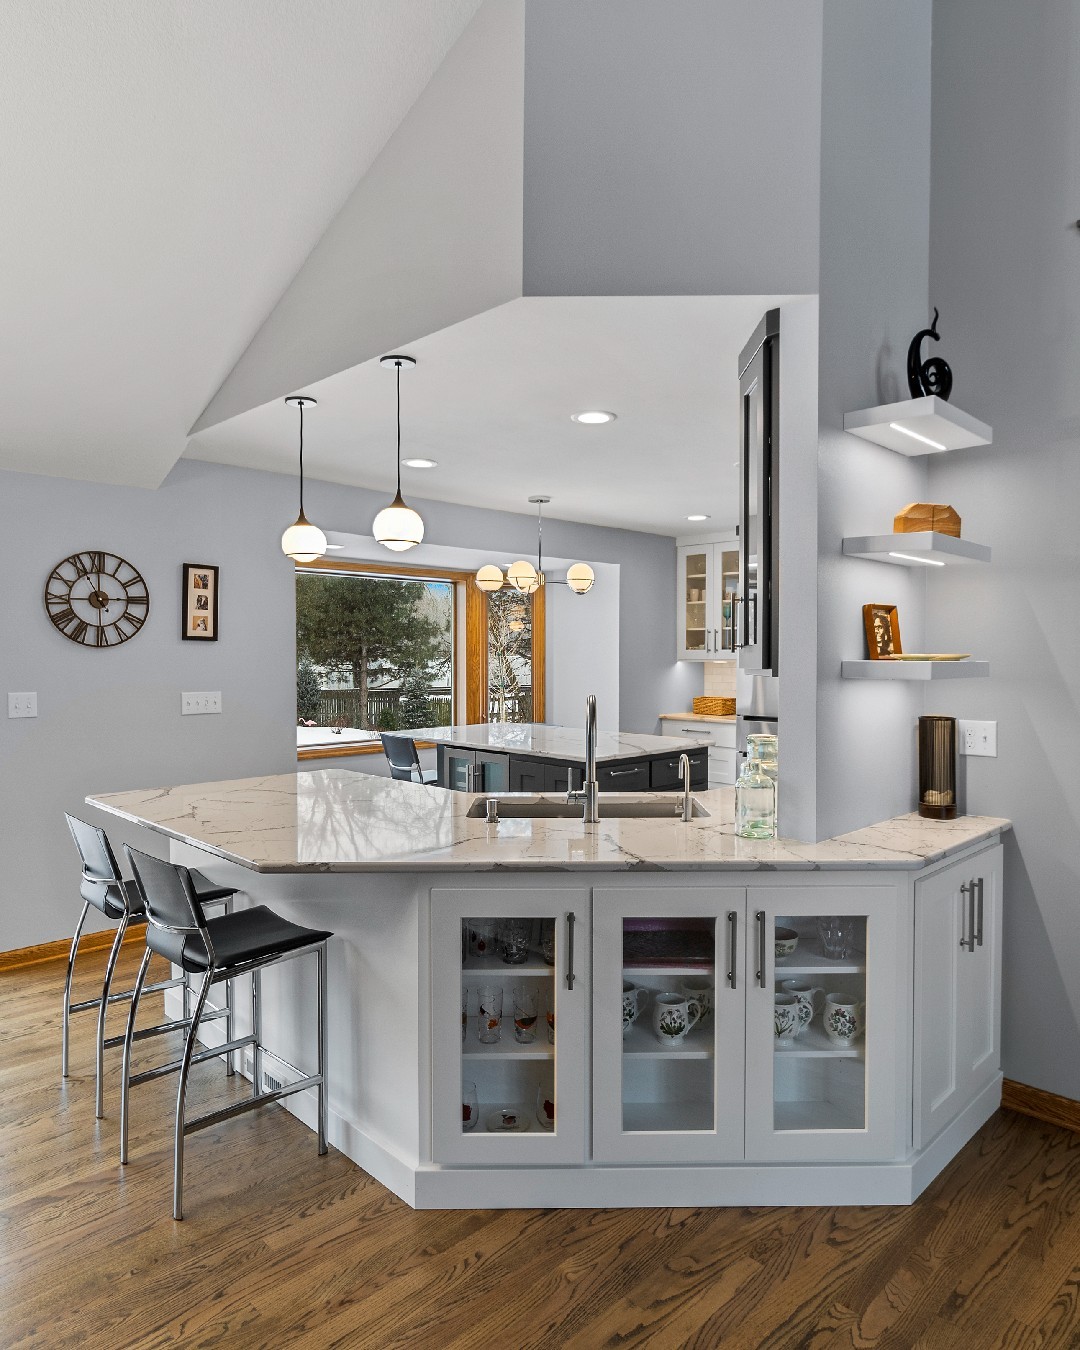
[441,749,706,794]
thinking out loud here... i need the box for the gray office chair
[121,845,332,1219]
[63,813,237,1118]
[381,732,437,784]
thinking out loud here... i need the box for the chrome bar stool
[63,814,238,1118]
[121,846,332,1220]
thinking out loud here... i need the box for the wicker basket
[693,696,736,717]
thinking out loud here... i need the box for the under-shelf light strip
[888,552,946,567]
[888,422,947,452]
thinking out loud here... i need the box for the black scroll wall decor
[906,308,953,401]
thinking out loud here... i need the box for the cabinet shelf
[844,396,992,456]
[842,660,989,681]
[775,1025,862,1059]
[622,1019,714,1060]
[461,952,553,976]
[622,1100,714,1133]
[842,532,991,566]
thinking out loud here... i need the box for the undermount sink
[465,794,711,821]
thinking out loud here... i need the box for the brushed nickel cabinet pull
[755,910,766,987]
[727,910,738,989]
[565,911,576,990]
[975,877,985,948]
[960,882,976,953]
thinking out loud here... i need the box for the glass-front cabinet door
[430,889,590,1165]
[677,546,712,660]
[744,887,904,1162]
[592,888,747,1163]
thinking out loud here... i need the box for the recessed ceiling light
[686,514,710,522]
[571,410,616,425]
[403,457,438,469]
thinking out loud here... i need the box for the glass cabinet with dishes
[677,541,739,661]
[743,888,904,1162]
[592,888,747,1163]
[592,884,905,1166]
[430,889,590,1165]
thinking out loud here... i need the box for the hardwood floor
[3,947,1079,1350]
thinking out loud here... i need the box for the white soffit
[0,0,483,487]
[186,293,799,536]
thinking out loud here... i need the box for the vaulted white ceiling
[0,0,483,487]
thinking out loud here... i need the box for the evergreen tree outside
[296,655,322,723]
[295,573,450,730]
[399,665,436,729]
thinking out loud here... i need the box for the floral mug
[622,981,648,1037]
[652,992,702,1047]
[774,991,800,1046]
[679,977,714,1024]
[779,979,825,1036]
[824,992,865,1045]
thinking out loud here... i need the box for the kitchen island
[88,769,1010,1210]
[405,722,712,794]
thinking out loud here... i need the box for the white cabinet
[592,888,747,1162]
[677,541,739,661]
[744,887,904,1162]
[913,843,1003,1149]
[591,882,904,1166]
[430,888,590,1165]
[661,718,737,785]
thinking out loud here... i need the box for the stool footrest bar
[184,1075,322,1135]
[129,1033,256,1086]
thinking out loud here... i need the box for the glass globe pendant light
[372,354,425,552]
[474,495,596,595]
[280,395,327,563]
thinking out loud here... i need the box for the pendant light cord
[298,400,306,516]
[536,498,543,576]
[396,360,403,499]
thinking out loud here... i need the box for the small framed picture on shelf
[862,603,900,660]
[182,563,218,641]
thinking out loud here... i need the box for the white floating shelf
[844,396,991,456]
[842,660,990,681]
[842,532,991,566]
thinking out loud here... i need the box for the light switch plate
[958,719,996,756]
[8,692,37,718]
[181,691,222,715]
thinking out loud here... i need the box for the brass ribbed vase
[918,715,957,820]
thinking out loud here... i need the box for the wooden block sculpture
[893,502,961,537]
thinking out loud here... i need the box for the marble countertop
[401,723,711,761]
[87,769,1010,875]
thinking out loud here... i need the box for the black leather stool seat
[145,905,334,974]
[89,871,236,921]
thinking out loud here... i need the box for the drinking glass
[540,919,556,966]
[546,996,555,1045]
[500,919,531,965]
[535,1083,555,1131]
[461,986,469,1042]
[469,921,496,960]
[462,1080,479,1132]
[476,984,503,1043]
[512,984,539,1043]
[817,916,855,961]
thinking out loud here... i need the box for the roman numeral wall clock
[44,551,150,647]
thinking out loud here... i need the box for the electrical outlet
[181,691,222,715]
[7,692,37,718]
[959,719,997,757]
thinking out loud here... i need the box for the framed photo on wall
[862,603,901,659]
[182,563,219,641]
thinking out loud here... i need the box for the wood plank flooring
[2,946,1079,1349]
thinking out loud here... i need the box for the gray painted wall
[927,0,1080,1100]
[812,0,934,840]
[522,0,823,297]
[2,458,692,949]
